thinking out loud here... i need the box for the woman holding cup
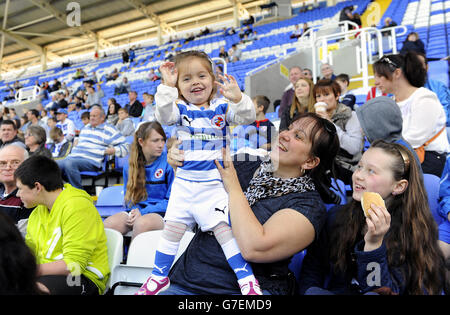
[279,77,316,131]
[313,79,364,185]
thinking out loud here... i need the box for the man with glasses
[0,144,32,228]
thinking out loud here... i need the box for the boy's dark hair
[0,119,17,130]
[335,73,350,85]
[81,111,90,120]
[14,155,64,191]
[254,95,270,114]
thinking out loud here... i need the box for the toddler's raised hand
[159,61,178,88]
[216,74,242,104]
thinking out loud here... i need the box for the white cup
[314,102,328,113]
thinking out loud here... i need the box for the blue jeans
[159,283,271,295]
[57,157,100,189]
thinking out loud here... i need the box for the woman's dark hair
[14,155,64,191]
[0,212,42,295]
[291,112,341,204]
[373,52,426,88]
[313,79,341,98]
[107,98,121,116]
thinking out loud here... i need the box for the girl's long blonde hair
[290,77,315,118]
[125,121,166,206]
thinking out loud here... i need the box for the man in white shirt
[55,108,76,142]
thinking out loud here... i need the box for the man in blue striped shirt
[56,105,129,189]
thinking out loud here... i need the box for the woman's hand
[214,147,240,193]
[363,204,391,251]
[127,208,142,226]
[167,138,184,170]
[159,61,178,88]
[215,74,242,104]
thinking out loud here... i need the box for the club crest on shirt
[211,114,226,129]
[154,168,164,179]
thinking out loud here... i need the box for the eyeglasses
[379,55,400,70]
[0,159,21,169]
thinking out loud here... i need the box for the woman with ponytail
[299,140,446,295]
[373,52,449,177]
[104,121,174,239]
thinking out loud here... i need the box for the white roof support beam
[28,0,114,49]
[124,0,176,45]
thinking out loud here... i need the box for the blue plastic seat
[96,185,125,218]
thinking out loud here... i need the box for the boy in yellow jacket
[15,155,109,295]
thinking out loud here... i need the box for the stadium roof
[0,0,268,71]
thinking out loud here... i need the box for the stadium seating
[95,185,125,219]
[108,230,195,295]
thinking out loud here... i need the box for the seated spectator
[235,95,276,151]
[105,68,119,82]
[355,96,421,166]
[142,93,156,121]
[366,85,387,101]
[290,24,302,39]
[48,126,72,160]
[146,69,160,82]
[106,98,121,126]
[228,44,242,62]
[335,74,356,110]
[278,66,303,117]
[243,15,255,26]
[104,122,174,239]
[0,211,42,295]
[302,23,310,37]
[400,32,425,55]
[416,52,450,126]
[313,79,363,185]
[0,144,32,225]
[218,46,229,62]
[114,77,131,95]
[16,155,110,295]
[339,5,354,23]
[3,89,15,102]
[302,68,313,80]
[247,30,258,42]
[19,114,30,134]
[381,17,397,37]
[72,68,86,80]
[125,91,143,118]
[280,78,315,131]
[0,120,26,150]
[55,108,76,142]
[373,53,449,177]
[299,140,446,295]
[85,84,104,109]
[115,107,135,137]
[129,47,135,63]
[80,111,90,128]
[320,63,336,80]
[24,125,52,158]
[1,107,10,121]
[88,71,98,84]
[56,105,129,189]
[122,49,129,63]
[157,113,340,295]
